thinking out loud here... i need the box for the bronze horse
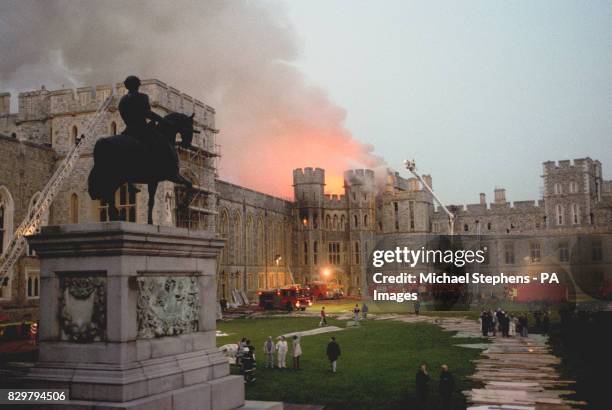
[88,112,197,224]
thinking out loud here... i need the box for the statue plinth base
[6,222,243,410]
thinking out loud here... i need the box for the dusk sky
[281,0,611,204]
[1,0,610,204]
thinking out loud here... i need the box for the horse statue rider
[88,75,197,224]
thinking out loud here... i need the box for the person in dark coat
[326,336,341,373]
[415,363,430,410]
[439,364,455,410]
[480,310,489,336]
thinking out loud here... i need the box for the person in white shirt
[276,336,288,369]
[292,335,302,370]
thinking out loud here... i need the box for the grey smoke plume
[0,0,383,197]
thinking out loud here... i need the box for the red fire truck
[306,281,344,300]
[258,285,313,311]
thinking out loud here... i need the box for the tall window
[26,271,40,299]
[556,204,564,225]
[232,213,242,265]
[325,215,331,229]
[393,202,399,231]
[569,181,578,193]
[409,201,415,230]
[313,241,318,265]
[353,214,359,229]
[558,241,569,262]
[70,193,79,223]
[571,203,580,225]
[71,125,79,146]
[340,215,345,230]
[0,187,14,253]
[0,203,4,252]
[333,215,338,230]
[246,216,254,265]
[328,242,341,265]
[219,210,229,264]
[303,241,309,265]
[504,242,515,264]
[353,241,360,264]
[529,242,541,262]
[363,214,368,228]
[554,183,562,195]
[99,184,136,222]
[256,218,264,265]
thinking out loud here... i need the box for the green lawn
[217,316,485,409]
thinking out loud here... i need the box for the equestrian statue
[88,75,198,224]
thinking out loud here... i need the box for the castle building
[0,80,611,326]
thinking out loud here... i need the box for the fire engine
[258,285,313,311]
[306,281,344,300]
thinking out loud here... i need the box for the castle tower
[293,168,326,284]
[543,158,602,228]
[344,169,377,295]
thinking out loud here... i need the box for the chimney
[0,93,10,115]
[494,188,506,204]
[479,193,486,205]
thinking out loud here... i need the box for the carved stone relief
[58,274,106,343]
[136,276,200,339]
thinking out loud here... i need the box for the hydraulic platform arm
[404,159,455,236]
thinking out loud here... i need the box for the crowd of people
[479,308,536,337]
[237,334,342,375]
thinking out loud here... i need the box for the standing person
[414,300,421,315]
[480,310,488,336]
[415,363,430,410]
[361,303,369,319]
[490,310,497,336]
[263,336,275,369]
[236,337,247,366]
[501,311,510,337]
[353,304,360,323]
[520,314,529,337]
[326,336,341,373]
[439,364,455,410]
[319,306,327,327]
[509,314,517,337]
[292,335,302,370]
[276,336,288,369]
[542,311,550,334]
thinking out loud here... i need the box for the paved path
[369,313,584,410]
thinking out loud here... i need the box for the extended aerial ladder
[0,89,116,280]
[404,159,455,236]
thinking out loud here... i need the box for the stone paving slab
[283,326,344,338]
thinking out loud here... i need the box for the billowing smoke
[0,0,383,197]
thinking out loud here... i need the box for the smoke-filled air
[0,0,383,197]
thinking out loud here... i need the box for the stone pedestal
[11,222,244,410]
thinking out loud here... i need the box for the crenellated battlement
[2,79,215,127]
[344,169,375,186]
[293,167,325,185]
[436,199,544,216]
[542,157,594,174]
[324,193,346,205]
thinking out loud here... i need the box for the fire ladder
[0,90,116,280]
